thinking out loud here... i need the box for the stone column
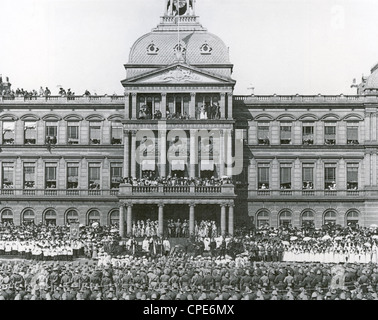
[131,93,137,120]
[219,130,225,177]
[159,130,167,177]
[227,92,233,119]
[372,113,377,141]
[126,203,133,236]
[365,113,371,142]
[130,130,136,178]
[190,129,197,178]
[220,92,226,120]
[365,152,371,186]
[158,203,164,237]
[123,130,129,178]
[161,93,167,119]
[372,151,377,186]
[124,92,130,120]
[189,92,196,119]
[228,204,234,236]
[226,129,233,176]
[220,204,227,236]
[189,203,195,236]
[119,204,125,238]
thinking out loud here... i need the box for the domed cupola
[123,0,234,82]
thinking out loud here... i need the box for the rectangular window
[89,163,101,189]
[2,163,14,188]
[3,122,15,145]
[302,123,314,145]
[280,165,291,189]
[24,121,37,145]
[325,165,336,189]
[347,124,359,145]
[45,163,57,189]
[258,165,269,189]
[67,122,79,144]
[280,122,292,145]
[45,121,58,145]
[347,164,358,190]
[324,123,336,145]
[257,122,270,145]
[23,163,35,189]
[67,163,79,189]
[110,163,123,189]
[111,122,123,145]
[302,165,314,189]
[89,122,101,145]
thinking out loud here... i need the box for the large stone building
[1,0,378,235]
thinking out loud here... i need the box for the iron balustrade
[252,189,363,197]
[0,189,120,197]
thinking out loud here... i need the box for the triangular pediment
[122,63,235,85]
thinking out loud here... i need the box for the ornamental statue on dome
[166,0,195,16]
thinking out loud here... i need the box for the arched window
[279,210,292,227]
[66,209,79,225]
[109,209,119,226]
[346,210,359,227]
[44,209,57,226]
[1,209,13,224]
[23,209,35,224]
[88,210,101,226]
[323,210,337,226]
[256,210,270,228]
[301,210,314,228]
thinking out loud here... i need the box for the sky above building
[1,0,378,96]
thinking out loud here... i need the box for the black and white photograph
[0,0,378,310]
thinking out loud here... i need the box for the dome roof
[366,63,378,89]
[128,30,230,66]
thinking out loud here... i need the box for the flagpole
[177,0,180,54]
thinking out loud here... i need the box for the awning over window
[141,159,155,171]
[201,160,214,171]
[171,159,185,171]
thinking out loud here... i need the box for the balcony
[251,189,364,198]
[0,189,120,198]
[0,95,125,104]
[119,183,234,197]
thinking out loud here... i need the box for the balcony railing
[0,189,119,197]
[233,94,370,103]
[251,189,363,197]
[119,184,233,196]
[0,95,125,104]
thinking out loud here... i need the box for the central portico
[117,0,237,237]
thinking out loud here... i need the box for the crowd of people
[2,250,378,300]
[129,219,219,239]
[0,85,106,99]
[2,220,378,299]
[0,222,121,260]
[123,175,232,187]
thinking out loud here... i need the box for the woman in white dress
[292,246,299,263]
[372,243,378,264]
[199,105,207,119]
[364,247,371,264]
[333,246,340,264]
[320,247,326,263]
[349,246,356,264]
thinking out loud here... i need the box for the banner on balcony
[141,159,155,171]
[201,160,214,171]
[171,159,185,171]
